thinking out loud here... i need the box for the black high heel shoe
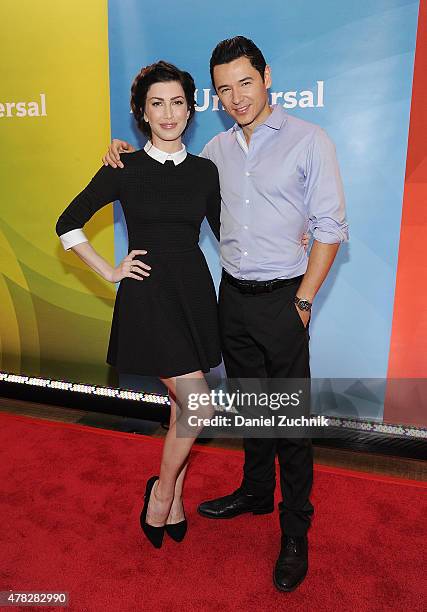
[140,476,165,549]
[165,503,187,542]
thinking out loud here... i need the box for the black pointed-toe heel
[165,505,187,543]
[140,476,165,549]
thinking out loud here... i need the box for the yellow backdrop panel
[0,1,116,385]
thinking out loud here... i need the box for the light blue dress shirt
[200,104,348,281]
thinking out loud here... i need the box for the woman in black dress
[56,62,221,548]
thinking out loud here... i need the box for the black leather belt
[222,269,302,295]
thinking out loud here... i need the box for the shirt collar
[144,141,187,165]
[232,104,287,133]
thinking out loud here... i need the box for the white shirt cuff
[59,228,88,250]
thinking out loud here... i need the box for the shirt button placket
[240,165,252,275]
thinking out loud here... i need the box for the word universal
[0,94,47,118]
[195,81,324,112]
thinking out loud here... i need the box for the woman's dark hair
[209,36,267,90]
[130,60,196,139]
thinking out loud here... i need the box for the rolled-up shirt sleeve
[304,128,349,244]
[55,165,120,250]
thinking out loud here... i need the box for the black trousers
[218,277,314,536]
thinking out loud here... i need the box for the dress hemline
[107,357,222,379]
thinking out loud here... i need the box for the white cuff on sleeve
[59,228,88,250]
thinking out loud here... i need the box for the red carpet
[0,412,426,612]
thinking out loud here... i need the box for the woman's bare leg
[166,395,188,524]
[145,370,212,527]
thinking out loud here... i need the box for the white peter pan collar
[144,141,187,165]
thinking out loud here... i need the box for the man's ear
[264,65,272,89]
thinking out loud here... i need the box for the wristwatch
[294,296,312,312]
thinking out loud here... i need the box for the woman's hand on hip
[110,249,151,282]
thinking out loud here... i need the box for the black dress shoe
[197,488,274,519]
[140,476,165,549]
[273,534,308,592]
[165,503,187,542]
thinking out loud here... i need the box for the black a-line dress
[56,150,222,377]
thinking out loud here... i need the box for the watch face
[296,299,311,311]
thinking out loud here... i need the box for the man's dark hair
[130,60,196,139]
[210,36,267,89]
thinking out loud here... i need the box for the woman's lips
[160,123,177,129]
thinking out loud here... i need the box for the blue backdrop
[107,0,419,419]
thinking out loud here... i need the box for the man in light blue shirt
[105,36,348,593]
[199,103,348,281]
[199,37,347,594]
